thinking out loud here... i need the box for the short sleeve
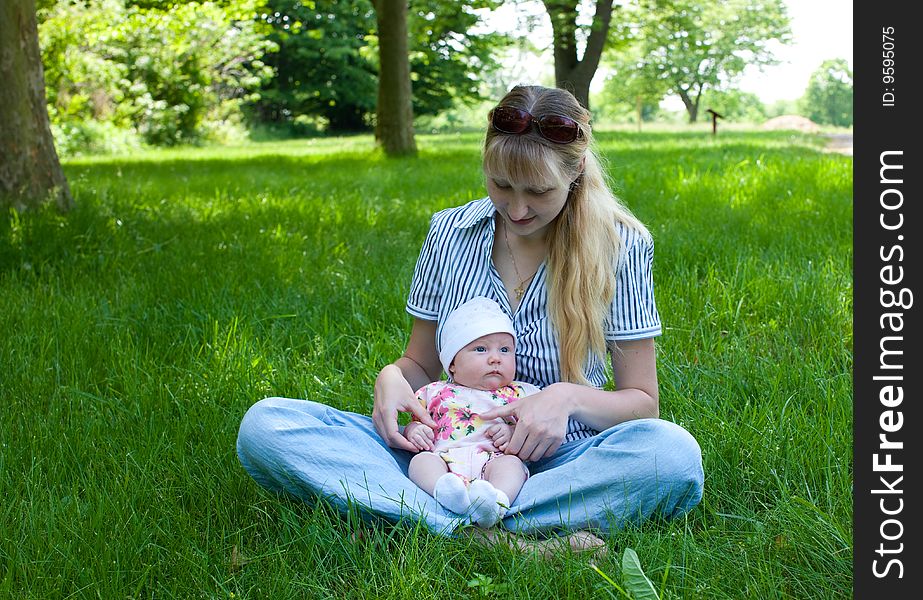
[412,381,445,419]
[406,215,442,320]
[605,232,662,341]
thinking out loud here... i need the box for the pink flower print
[456,408,478,428]
[431,385,458,405]
[433,412,453,441]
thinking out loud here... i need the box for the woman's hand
[373,364,438,452]
[478,383,572,462]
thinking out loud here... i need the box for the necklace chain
[501,220,534,301]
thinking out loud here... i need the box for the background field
[0,130,852,598]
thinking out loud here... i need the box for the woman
[237,85,703,551]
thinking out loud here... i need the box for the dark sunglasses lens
[492,106,531,134]
[536,115,579,143]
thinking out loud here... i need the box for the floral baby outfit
[413,380,540,483]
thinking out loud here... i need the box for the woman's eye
[529,188,551,196]
[493,180,512,189]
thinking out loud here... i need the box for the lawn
[0,130,852,598]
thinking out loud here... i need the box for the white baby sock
[433,473,471,515]
[467,480,510,528]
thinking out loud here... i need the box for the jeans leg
[503,418,704,534]
[236,397,461,535]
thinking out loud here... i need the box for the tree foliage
[612,0,791,122]
[408,0,505,117]
[799,59,852,127]
[697,88,768,122]
[599,35,671,124]
[250,0,377,133]
[252,0,505,133]
[39,0,276,145]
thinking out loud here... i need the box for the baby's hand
[403,421,435,452]
[486,422,514,451]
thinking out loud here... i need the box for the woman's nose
[507,196,528,220]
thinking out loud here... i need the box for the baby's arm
[403,384,437,452]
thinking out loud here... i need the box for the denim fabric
[237,397,704,536]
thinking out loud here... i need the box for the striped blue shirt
[406,196,661,442]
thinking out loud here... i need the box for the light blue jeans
[236,397,704,536]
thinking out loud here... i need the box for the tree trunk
[635,94,642,132]
[0,0,72,211]
[542,0,613,110]
[677,88,699,123]
[373,0,417,156]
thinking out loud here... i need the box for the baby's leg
[409,452,471,515]
[468,454,529,528]
[483,454,529,504]
[408,452,449,495]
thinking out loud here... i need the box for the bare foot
[464,528,607,560]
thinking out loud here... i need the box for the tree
[253,0,378,132]
[39,0,275,147]
[541,0,615,109]
[600,38,671,129]
[1,0,72,211]
[622,0,790,123]
[373,0,416,156]
[408,0,506,117]
[697,88,768,122]
[799,59,852,127]
[251,0,503,135]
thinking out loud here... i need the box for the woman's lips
[509,216,535,225]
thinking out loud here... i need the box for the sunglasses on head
[489,106,581,144]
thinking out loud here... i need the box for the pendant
[514,284,525,301]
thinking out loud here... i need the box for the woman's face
[486,176,569,239]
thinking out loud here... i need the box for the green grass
[1,130,852,598]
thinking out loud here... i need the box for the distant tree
[799,59,852,127]
[697,89,768,122]
[373,0,417,155]
[253,0,378,132]
[39,0,275,146]
[601,37,671,129]
[623,0,790,123]
[541,1,616,109]
[252,0,503,133]
[765,98,797,118]
[408,0,506,117]
[1,0,72,211]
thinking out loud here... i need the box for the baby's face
[449,332,516,391]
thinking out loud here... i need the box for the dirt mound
[761,115,821,133]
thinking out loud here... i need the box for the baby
[403,296,540,527]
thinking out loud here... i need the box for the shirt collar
[452,196,496,229]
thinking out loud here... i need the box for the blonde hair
[483,85,650,385]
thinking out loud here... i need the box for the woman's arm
[566,337,659,430]
[372,318,443,451]
[396,318,444,390]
